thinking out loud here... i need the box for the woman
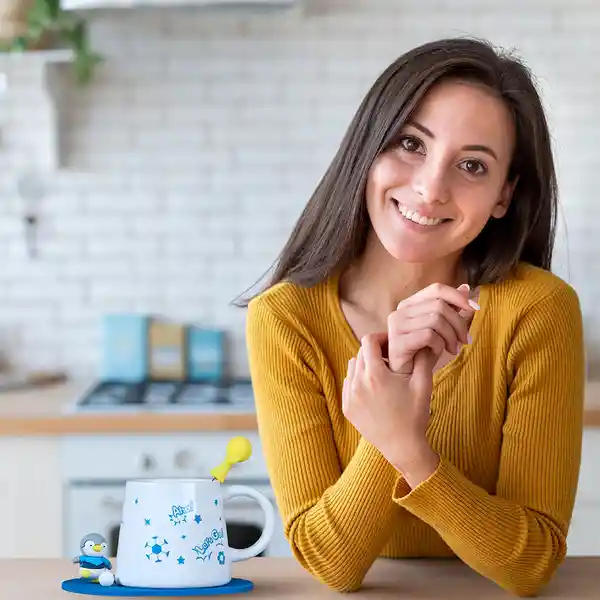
[242,37,585,597]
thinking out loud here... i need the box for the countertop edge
[1,408,599,436]
[0,380,599,436]
[0,412,259,436]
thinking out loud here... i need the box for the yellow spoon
[210,436,253,483]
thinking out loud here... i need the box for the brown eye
[399,136,423,153]
[460,159,487,176]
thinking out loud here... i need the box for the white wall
[0,0,599,378]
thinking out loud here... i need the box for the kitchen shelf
[0,49,74,64]
[0,49,75,171]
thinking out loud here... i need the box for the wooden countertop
[0,381,599,437]
[0,382,257,436]
[5,557,600,599]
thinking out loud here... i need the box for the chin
[375,229,449,261]
[386,244,453,264]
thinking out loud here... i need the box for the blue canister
[100,314,148,383]
[187,326,225,382]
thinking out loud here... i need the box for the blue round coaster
[61,577,254,596]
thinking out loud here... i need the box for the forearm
[394,458,567,597]
[282,438,399,592]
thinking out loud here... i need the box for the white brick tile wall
[1,0,600,378]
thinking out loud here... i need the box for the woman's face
[365,79,516,265]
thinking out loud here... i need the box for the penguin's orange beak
[93,544,102,552]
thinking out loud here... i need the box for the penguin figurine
[71,533,115,586]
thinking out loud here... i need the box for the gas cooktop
[67,379,255,413]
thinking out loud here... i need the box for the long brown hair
[235,37,557,306]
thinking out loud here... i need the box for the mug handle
[223,485,276,562]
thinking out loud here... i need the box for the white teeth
[396,202,444,226]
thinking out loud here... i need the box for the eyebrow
[407,120,499,161]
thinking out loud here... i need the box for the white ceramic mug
[115,478,275,589]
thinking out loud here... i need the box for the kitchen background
[0,0,599,380]
[1,0,600,565]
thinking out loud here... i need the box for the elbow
[285,529,366,593]
[497,551,564,597]
[500,578,546,598]
[289,543,365,593]
[317,573,363,594]
[500,573,553,598]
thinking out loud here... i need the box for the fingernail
[467,333,473,344]
[456,343,462,354]
[458,283,470,292]
[468,299,480,310]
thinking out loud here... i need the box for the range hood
[61,0,299,10]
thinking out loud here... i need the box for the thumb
[410,348,436,400]
[360,333,386,374]
[362,331,389,361]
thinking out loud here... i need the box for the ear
[491,176,519,219]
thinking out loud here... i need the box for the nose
[411,158,449,205]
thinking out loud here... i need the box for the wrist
[389,440,440,489]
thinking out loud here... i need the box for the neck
[340,232,465,323]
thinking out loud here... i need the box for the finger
[400,313,460,354]
[399,298,470,339]
[394,299,469,348]
[420,301,470,345]
[388,304,463,368]
[405,329,446,360]
[389,329,445,375]
[360,334,386,376]
[397,282,480,313]
[343,357,357,410]
[347,356,357,382]
[355,349,365,383]
[410,348,437,402]
[456,283,476,319]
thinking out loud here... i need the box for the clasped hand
[342,283,479,488]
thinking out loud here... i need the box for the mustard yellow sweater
[246,263,585,597]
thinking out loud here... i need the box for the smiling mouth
[392,199,452,227]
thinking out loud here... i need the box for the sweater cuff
[392,457,473,529]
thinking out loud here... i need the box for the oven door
[64,482,291,559]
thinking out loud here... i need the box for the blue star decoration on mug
[217,551,225,565]
[177,556,185,565]
[194,514,202,524]
[144,518,151,526]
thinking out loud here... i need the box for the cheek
[366,154,412,203]
[454,187,503,237]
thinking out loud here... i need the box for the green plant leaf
[62,20,88,52]
[45,0,62,19]
[73,51,103,85]
[10,37,29,52]
[9,0,103,86]
[27,0,52,26]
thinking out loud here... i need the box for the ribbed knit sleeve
[246,295,401,592]
[392,283,585,597]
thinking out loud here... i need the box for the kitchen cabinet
[567,428,600,556]
[0,437,62,558]
[0,428,599,559]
